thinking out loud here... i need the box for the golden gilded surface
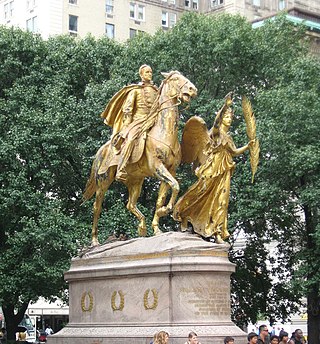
[143,289,158,310]
[111,290,125,311]
[174,93,257,244]
[242,96,260,183]
[81,291,94,312]
[83,67,197,246]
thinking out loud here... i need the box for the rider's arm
[122,89,137,129]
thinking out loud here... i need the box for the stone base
[48,232,246,344]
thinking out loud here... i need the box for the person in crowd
[45,325,54,336]
[279,331,289,344]
[150,332,158,344]
[185,331,200,344]
[258,324,270,344]
[154,331,169,344]
[0,328,5,344]
[288,329,305,344]
[248,332,258,344]
[270,335,279,344]
[16,332,27,343]
[224,336,235,344]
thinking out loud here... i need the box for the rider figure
[101,65,158,181]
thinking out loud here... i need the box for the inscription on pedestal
[179,280,230,317]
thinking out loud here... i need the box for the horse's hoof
[91,239,100,247]
[181,226,193,233]
[154,228,163,236]
[138,226,147,237]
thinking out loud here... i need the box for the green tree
[251,56,320,342]
[0,28,122,340]
[1,12,319,342]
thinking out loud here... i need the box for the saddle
[97,132,147,176]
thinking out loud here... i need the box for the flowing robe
[174,131,236,239]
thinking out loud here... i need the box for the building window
[137,4,144,20]
[129,3,145,21]
[184,0,190,7]
[129,3,135,18]
[278,0,285,10]
[130,28,136,39]
[169,12,176,27]
[106,0,114,14]
[162,11,176,28]
[27,0,36,10]
[69,15,78,32]
[69,0,77,4]
[211,0,223,7]
[26,16,37,32]
[252,0,260,6]
[162,11,168,26]
[192,0,198,9]
[4,1,14,20]
[4,3,9,19]
[106,23,114,38]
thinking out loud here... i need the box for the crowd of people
[150,328,306,344]
[1,326,308,344]
[251,325,306,344]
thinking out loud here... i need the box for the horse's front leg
[126,178,146,237]
[152,181,170,235]
[154,163,180,218]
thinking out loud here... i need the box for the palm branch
[242,95,260,183]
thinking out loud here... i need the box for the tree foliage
[0,13,319,341]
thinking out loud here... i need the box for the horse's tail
[82,163,97,202]
[82,141,113,202]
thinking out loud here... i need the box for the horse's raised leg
[91,168,115,246]
[126,178,146,237]
[152,181,170,235]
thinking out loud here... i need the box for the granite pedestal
[48,232,246,344]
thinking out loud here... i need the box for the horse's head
[161,71,197,104]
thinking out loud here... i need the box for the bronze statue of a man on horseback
[83,65,198,246]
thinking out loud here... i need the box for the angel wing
[242,96,260,183]
[181,116,210,166]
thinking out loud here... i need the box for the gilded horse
[83,71,197,246]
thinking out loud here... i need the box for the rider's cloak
[100,84,140,136]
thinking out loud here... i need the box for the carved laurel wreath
[111,290,125,311]
[144,288,158,310]
[81,291,94,312]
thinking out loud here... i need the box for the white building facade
[1,0,319,42]
[0,0,194,41]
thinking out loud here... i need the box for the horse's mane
[140,71,181,134]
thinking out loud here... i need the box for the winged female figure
[173,93,257,244]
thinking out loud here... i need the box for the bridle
[158,74,190,111]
